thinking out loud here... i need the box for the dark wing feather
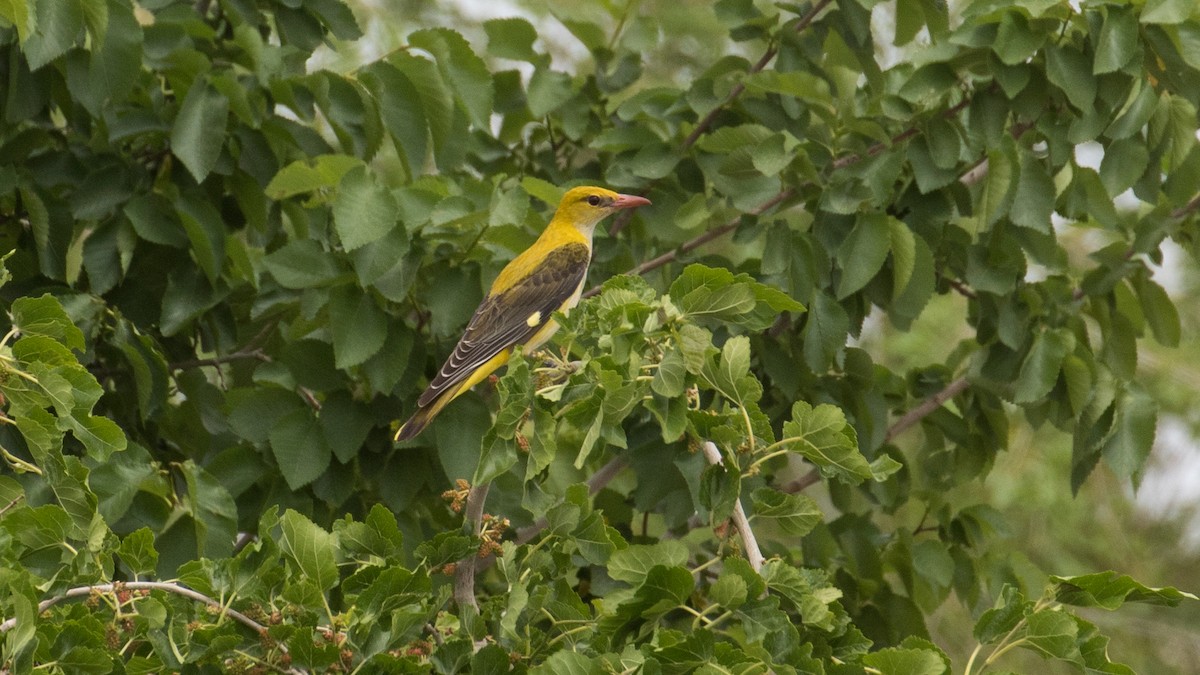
[418,243,589,406]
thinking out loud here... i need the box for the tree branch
[0,581,304,672]
[783,377,972,494]
[453,482,491,613]
[585,189,795,298]
[1171,192,1200,220]
[701,441,764,572]
[884,376,970,443]
[512,454,629,547]
[780,467,821,493]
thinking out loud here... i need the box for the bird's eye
[586,195,602,206]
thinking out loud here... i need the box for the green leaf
[362,63,428,177]
[178,460,237,559]
[11,294,85,350]
[530,652,595,675]
[888,217,916,300]
[652,347,687,397]
[861,646,948,675]
[837,213,891,298]
[1133,274,1180,347]
[118,527,159,578]
[178,195,227,284]
[320,392,374,464]
[270,408,333,490]
[980,139,1017,228]
[672,266,756,318]
[1023,609,1081,662]
[1094,6,1138,73]
[23,0,84,69]
[66,414,127,461]
[1102,386,1157,488]
[750,487,823,536]
[171,80,229,183]
[484,18,538,61]
[1010,152,1055,232]
[760,561,842,631]
[408,28,493,130]
[780,401,871,484]
[1013,328,1073,404]
[669,264,801,329]
[333,166,400,251]
[1100,137,1149,197]
[266,155,364,200]
[607,541,690,584]
[279,509,340,591]
[1052,571,1199,609]
[1045,43,1097,110]
[263,240,345,288]
[1141,0,1193,25]
[802,291,849,371]
[528,68,575,118]
[992,10,1045,66]
[520,176,564,206]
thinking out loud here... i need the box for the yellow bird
[395,186,652,441]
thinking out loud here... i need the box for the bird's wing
[418,242,590,406]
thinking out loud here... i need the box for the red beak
[612,193,652,209]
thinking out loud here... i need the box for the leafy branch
[0,581,304,673]
[607,0,834,236]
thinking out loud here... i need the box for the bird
[395,186,652,441]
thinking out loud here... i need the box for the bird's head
[553,186,651,234]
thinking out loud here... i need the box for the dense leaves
[1,0,1199,672]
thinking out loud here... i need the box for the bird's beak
[612,194,652,209]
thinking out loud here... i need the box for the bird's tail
[394,382,464,441]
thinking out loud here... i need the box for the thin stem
[746,448,791,475]
[0,494,23,517]
[739,406,756,454]
[701,441,764,572]
[963,643,983,675]
[1,446,42,475]
[985,638,1029,667]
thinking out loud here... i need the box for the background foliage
[1,0,1198,672]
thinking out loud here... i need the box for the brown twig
[701,441,764,572]
[944,277,978,300]
[453,482,491,613]
[1171,192,1200,220]
[884,376,970,443]
[780,467,821,493]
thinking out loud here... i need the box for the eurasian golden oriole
[395,186,651,440]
